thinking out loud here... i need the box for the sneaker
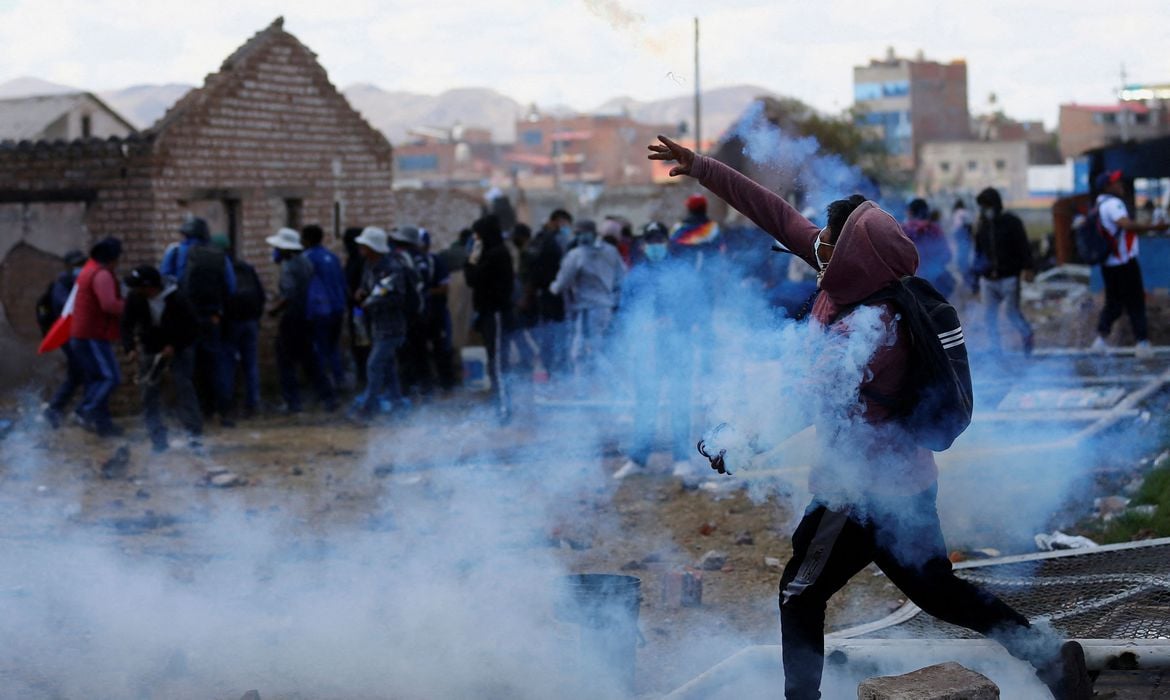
[613,459,646,480]
[1135,340,1154,359]
[1038,640,1093,700]
[1089,336,1108,353]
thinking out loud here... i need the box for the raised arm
[648,135,821,267]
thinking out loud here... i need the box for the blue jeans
[311,312,345,387]
[140,347,202,442]
[194,318,234,416]
[277,315,335,411]
[358,333,404,414]
[229,319,260,410]
[630,335,693,464]
[48,343,86,413]
[72,338,121,430]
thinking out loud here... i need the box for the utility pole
[694,17,701,155]
[1118,63,1130,142]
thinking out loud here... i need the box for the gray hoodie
[549,242,625,312]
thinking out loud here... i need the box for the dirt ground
[0,286,1162,698]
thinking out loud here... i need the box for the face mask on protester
[577,231,597,247]
[644,243,668,262]
[981,207,996,221]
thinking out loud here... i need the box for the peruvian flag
[38,259,97,355]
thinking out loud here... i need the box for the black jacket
[464,244,514,314]
[973,211,1033,279]
[122,286,199,354]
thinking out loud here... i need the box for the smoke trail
[580,0,669,58]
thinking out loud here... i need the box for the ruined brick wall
[0,137,155,390]
[390,188,484,250]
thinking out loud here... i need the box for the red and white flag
[37,259,96,355]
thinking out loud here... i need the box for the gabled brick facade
[0,17,394,387]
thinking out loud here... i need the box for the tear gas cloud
[0,128,1118,697]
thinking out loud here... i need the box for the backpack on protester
[226,260,265,321]
[396,250,426,320]
[854,276,974,452]
[181,244,228,317]
[1074,206,1112,265]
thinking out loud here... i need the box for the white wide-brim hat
[354,226,390,254]
[265,227,304,251]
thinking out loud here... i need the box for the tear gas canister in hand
[697,423,760,475]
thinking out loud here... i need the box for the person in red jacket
[649,135,1092,700]
[70,237,126,437]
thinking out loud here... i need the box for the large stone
[857,662,999,699]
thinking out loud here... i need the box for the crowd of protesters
[35,174,1170,454]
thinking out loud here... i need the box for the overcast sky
[1,0,1167,128]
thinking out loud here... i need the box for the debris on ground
[764,556,783,570]
[202,467,247,488]
[661,568,702,607]
[948,547,1001,563]
[100,445,131,479]
[734,530,754,545]
[1035,530,1098,551]
[697,550,728,571]
[1095,495,1131,520]
[698,521,717,536]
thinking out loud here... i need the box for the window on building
[939,161,951,173]
[81,114,92,139]
[285,198,303,230]
[397,154,439,172]
[223,199,240,251]
[967,161,978,171]
[995,159,1006,171]
[1134,112,1150,125]
[521,129,543,146]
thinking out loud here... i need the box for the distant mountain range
[0,76,779,145]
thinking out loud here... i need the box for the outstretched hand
[647,134,695,177]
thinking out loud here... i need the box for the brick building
[853,48,970,169]
[0,17,393,389]
[509,110,678,190]
[1058,88,1170,160]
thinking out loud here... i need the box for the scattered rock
[105,511,180,535]
[100,446,131,479]
[135,489,150,500]
[205,471,247,488]
[240,691,261,700]
[620,560,644,571]
[764,556,782,570]
[697,550,728,571]
[698,521,717,536]
[858,661,999,699]
[661,569,703,607]
[291,466,304,476]
[373,464,394,477]
[641,550,665,564]
[1095,495,1131,519]
[734,530,754,545]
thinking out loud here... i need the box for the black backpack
[1074,206,1112,265]
[226,260,265,321]
[855,276,973,452]
[181,244,228,317]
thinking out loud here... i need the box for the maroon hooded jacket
[691,155,937,497]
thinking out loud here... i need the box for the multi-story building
[1058,84,1170,160]
[508,110,678,190]
[853,48,970,169]
[393,124,502,189]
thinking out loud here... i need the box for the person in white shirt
[1091,170,1170,358]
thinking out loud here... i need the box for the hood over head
[818,201,918,306]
